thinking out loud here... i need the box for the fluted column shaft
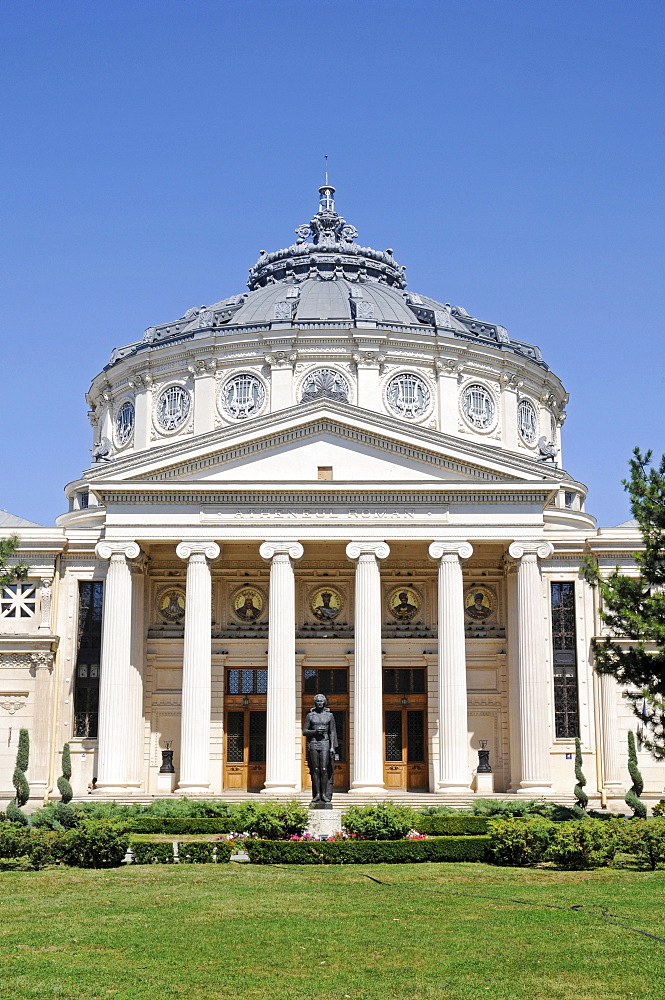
[176,541,220,793]
[429,540,473,792]
[600,673,623,791]
[346,541,390,794]
[95,540,141,792]
[508,540,554,793]
[260,541,304,794]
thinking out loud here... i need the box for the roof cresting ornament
[246,168,406,291]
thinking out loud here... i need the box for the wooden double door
[383,667,428,791]
[223,668,267,792]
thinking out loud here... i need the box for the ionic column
[429,540,474,793]
[128,555,148,788]
[508,540,554,794]
[600,673,624,794]
[176,541,220,793]
[259,541,304,794]
[346,541,390,795]
[95,540,142,793]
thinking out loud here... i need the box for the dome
[105,182,546,370]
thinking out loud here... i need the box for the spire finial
[318,158,335,214]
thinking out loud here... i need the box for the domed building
[1,183,659,806]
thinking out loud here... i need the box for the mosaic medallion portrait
[387,586,421,621]
[309,586,344,622]
[157,587,186,623]
[231,586,265,622]
[464,586,495,621]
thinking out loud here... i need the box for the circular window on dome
[385,372,430,419]
[517,398,538,444]
[300,368,350,403]
[460,383,496,430]
[115,400,135,446]
[156,384,190,432]
[220,373,266,420]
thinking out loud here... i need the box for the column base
[95,782,141,795]
[349,783,387,795]
[260,784,298,795]
[516,783,552,796]
[177,783,210,795]
[435,783,471,795]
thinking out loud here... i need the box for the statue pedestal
[306,808,343,839]
[156,772,176,793]
[473,771,494,794]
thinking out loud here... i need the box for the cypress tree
[573,737,588,810]
[57,743,73,804]
[625,730,647,818]
[8,728,30,824]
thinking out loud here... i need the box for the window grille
[384,710,403,761]
[407,710,425,762]
[115,401,135,445]
[74,581,104,738]
[382,668,425,695]
[248,711,266,763]
[303,668,348,696]
[226,669,268,695]
[551,582,579,738]
[517,398,538,443]
[156,385,190,431]
[226,711,245,763]
[0,583,37,618]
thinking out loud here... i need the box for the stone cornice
[92,486,554,506]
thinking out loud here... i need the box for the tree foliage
[0,534,29,586]
[10,729,30,821]
[583,448,665,757]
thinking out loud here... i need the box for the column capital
[345,541,390,561]
[95,540,141,561]
[259,541,304,561]
[176,540,221,561]
[508,540,554,561]
[428,539,473,561]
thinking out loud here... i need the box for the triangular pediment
[86,399,564,489]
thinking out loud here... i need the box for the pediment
[87,399,563,489]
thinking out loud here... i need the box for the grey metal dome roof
[230,277,418,326]
[104,182,547,371]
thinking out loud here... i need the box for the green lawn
[2,863,665,1000]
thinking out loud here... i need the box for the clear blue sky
[1,0,663,526]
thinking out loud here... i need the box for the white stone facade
[1,185,661,807]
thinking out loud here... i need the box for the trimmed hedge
[0,822,127,869]
[130,840,234,864]
[415,815,488,836]
[131,842,175,864]
[245,835,489,865]
[118,817,236,835]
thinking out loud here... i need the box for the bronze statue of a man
[303,693,339,808]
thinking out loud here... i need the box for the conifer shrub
[573,737,588,810]
[625,730,647,818]
[547,819,619,870]
[57,743,73,804]
[652,800,665,818]
[486,817,556,866]
[620,818,665,870]
[9,729,30,823]
[341,802,418,840]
